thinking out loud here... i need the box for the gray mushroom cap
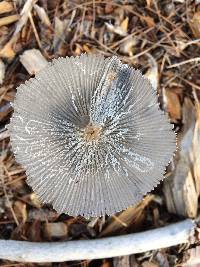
[8,54,176,217]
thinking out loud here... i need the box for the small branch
[0,219,195,263]
[167,57,200,68]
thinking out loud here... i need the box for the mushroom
[8,54,176,217]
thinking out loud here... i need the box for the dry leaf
[83,44,92,53]
[74,44,82,55]
[0,102,12,121]
[21,193,42,208]
[143,16,155,28]
[13,0,37,37]
[175,40,190,51]
[53,17,69,49]
[101,260,113,267]
[155,251,170,267]
[145,53,158,91]
[163,88,181,121]
[0,40,16,58]
[104,3,114,14]
[13,200,27,224]
[119,36,137,56]
[146,0,153,7]
[34,4,51,27]
[190,12,200,38]
[120,17,129,33]
[28,208,58,222]
[105,22,127,36]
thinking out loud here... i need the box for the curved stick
[0,219,195,263]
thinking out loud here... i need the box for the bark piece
[163,98,199,218]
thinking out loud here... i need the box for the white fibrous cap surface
[8,54,176,217]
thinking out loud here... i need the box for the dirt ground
[0,0,200,266]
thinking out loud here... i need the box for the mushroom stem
[0,219,195,263]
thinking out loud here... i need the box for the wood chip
[20,49,48,75]
[0,59,5,85]
[44,222,68,239]
[0,1,14,14]
[0,40,15,58]
[113,255,139,267]
[183,246,200,266]
[0,14,20,27]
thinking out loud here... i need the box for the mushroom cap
[8,54,176,217]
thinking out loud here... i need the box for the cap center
[83,123,102,142]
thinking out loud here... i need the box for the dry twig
[0,219,195,262]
